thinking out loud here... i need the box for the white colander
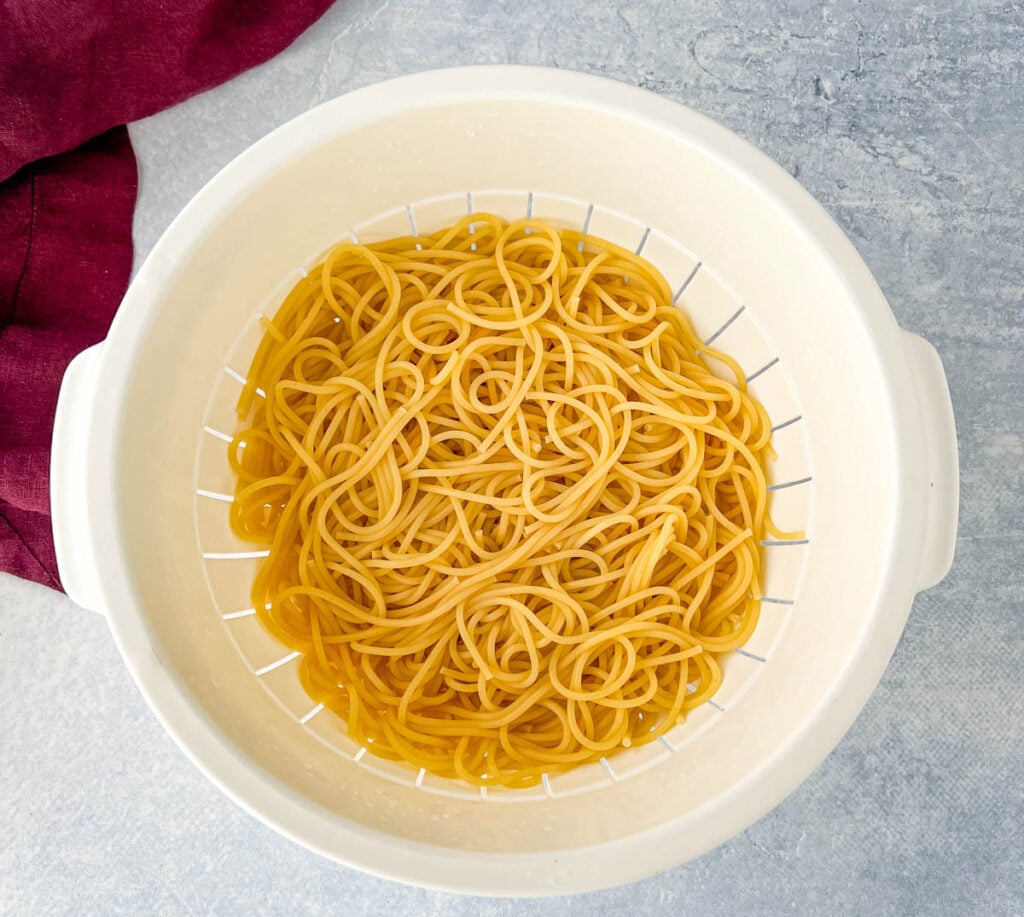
[50,66,958,895]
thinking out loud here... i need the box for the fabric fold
[0,0,334,587]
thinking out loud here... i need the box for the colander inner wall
[194,189,813,803]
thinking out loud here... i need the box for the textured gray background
[2,0,1022,913]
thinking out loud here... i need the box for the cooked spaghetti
[229,214,789,788]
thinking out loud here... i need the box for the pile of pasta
[230,214,785,788]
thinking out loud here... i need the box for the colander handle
[902,331,959,590]
[50,343,107,615]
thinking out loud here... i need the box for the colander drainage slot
[203,426,233,443]
[770,414,802,433]
[223,365,264,398]
[202,550,270,560]
[405,205,422,250]
[734,648,766,663]
[745,356,779,384]
[196,489,233,503]
[760,538,810,547]
[254,650,301,676]
[466,193,477,250]
[767,476,812,492]
[577,203,595,252]
[300,703,324,724]
[760,596,795,605]
[634,227,651,256]
[704,305,746,346]
[672,262,702,304]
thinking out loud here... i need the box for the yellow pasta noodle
[230,214,791,788]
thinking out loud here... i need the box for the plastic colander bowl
[50,66,958,895]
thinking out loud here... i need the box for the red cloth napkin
[0,0,333,589]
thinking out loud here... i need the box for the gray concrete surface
[2,0,1022,913]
